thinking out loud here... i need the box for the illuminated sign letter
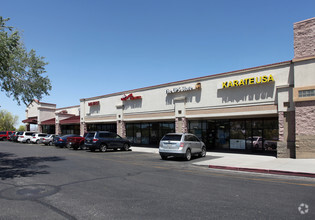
[256,76,262,84]
[222,82,228,88]
[249,77,255,85]
[239,79,245,86]
[268,74,275,82]
[262,76,268,83]
[220,74,275,89]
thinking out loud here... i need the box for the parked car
[67,133,87,150]
[17,131,37,143]
[53,134,80,147]
[0,131,14,141]
[30,133,47,144]
[14,132,24,142]
[41,134,57,146]
[8,131,19,142]
[84,131,130,152]
[159,133,207,161]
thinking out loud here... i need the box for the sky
[1,0,315,128]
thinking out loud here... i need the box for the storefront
[86,123,116,133]
[188,118,278,152]
[41,118,56,134]
[126,122,175,145]
[24,17,315,158]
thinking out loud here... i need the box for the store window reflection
[188,118,278,153]
[126,122,175,145]
[216,120,230,149]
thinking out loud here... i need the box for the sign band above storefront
[166,83,201,94]
[121,94,142,101]
[88,101,100,106]
[221,75,275,89]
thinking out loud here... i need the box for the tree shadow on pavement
[0,152,65,180]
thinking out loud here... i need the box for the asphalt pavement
[131,146,315,178]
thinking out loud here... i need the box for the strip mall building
[23,17,315,158]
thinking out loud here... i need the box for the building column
[38,124,42,133]
[175,117,188,133]
[56,123,61,135]
[295,100,315,158]
[80,122,87,136]
[277,111,296,158]
[117,120,126,138]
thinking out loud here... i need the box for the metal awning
[41,118,56,125]
[22,117,38,124]
[59,116,80,125]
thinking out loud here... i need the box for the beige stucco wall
[294,59,315,87]
[38,108,55,124]
[80,62,292,123]
[26,102,40,118]
[56,106,80,116]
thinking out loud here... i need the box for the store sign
[121,93,142,101]
[88,101,100,106]
[166,83,201,94]
[221,75,275,89]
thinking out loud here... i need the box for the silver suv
[159,133,206,161]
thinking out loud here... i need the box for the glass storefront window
[61,125,80,135]
[230,120,246,150]
[141,123,150,144]
[264,119,278,129]
[126,124,134,143]
[126,122,175,145]
[134,123,141,144]
[150,123,159,145]
[230,120,246,139]
[215,120,230,149]
[188,118,278,153]
[42,125,55,134]
[87,124,116,133]
[252,120,263,129]
[189,121,203,139]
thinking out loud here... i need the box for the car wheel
[160,154,168,160]
[66,143,71,148]
[200,146,206,157]
[79,143,85,150]
[49,141,53,146]
[185,149,192,161]
[100,144,107,152]
[36,140,39,144]
[26,139,30,144]
[122,143,129,151]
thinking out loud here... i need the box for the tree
[0,16,51,105]
[17,125,26,131]
[0,109,18,131]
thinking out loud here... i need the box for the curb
[208,165,315,178]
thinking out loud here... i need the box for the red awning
[59,116,80,125]
[22,117,38,124]
[41,118,56,125]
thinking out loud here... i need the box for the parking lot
[0,141,315,219]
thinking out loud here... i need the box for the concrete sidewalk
[130,146,315,178]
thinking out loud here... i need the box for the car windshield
[162,134,182,141]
